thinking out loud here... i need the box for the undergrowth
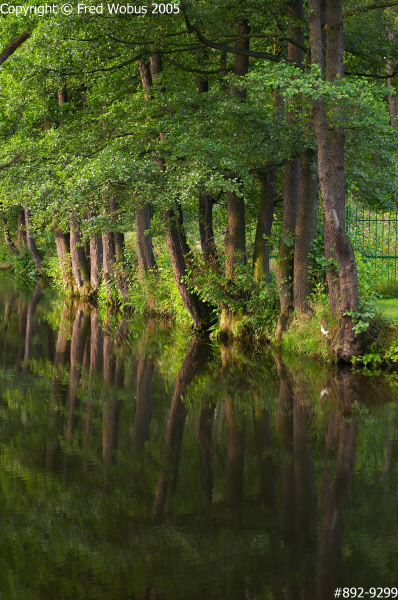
[280,290,338,361]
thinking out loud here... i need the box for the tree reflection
[316,371,360,600]
[153,336,210,518]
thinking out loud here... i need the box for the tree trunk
[17,209,26,249]
[293,149,319,312]
[275,158,301,338]
[109,197,128,298]
[89,232,103,292]
[102,230,116,303]
[199,192,218,267]
[224,20,250,281]
[309,0,362,360]
[24,208,42,274]
[70,217,91,297]
[135,58,159,276]
[275,0,304,339]
[164,207,212,329]
[136,202,157,272]
[253,169,277,281]
[1,214,18,255]
[54,229,74,291]
[225,183,246,277]
[231,19,250,100]
[109,197,124,263]
[196,49,218,268]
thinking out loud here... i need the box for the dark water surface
[0,278,398,599]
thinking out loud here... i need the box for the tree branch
[344,1,398,18]
[162,55,226,75]
[0,153,23,171]
[0,31,31,67]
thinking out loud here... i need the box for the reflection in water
[153,337,210,518]
[316,372,360,600]
[199,401,215,518]
[23,281,42,372]
[0,283,397,599]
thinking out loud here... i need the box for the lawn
[378,299,398,321]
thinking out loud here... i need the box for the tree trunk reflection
[153,337,210,518]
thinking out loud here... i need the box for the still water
[0,278,398,599]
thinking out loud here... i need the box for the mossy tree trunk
[253,169,277,282]
[309,0,362,360]
[24,208,43,274]
[275,0,304,340]
[165,206,213,329]
[70,217,91,298]
[54,229,74,292]
[293,149,319,313]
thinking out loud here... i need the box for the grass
[280,296,338,361]
[377,299,398,321]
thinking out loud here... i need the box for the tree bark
[70,217,91,297]
[275,0,305,339]
[89,231,103,292]
[225,182,247,277]
[24,208,42,274]
[231,19,250,100]
[195,48,218,268]
[1,213,18,255]
[224,20,250,280]
[54,230,74,291]
[275,158,301,338]
[253,169,277,282]
[199,192,218,267]
[309,0,362,359]
[102,230,116,303]
[164,207,212,329]
[136,59,158,276]
[109,197,128,298]
[17,209,26,249]
[293,149,319,312]
[136,202,157,271]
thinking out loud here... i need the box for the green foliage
[344,301,378,334]
[0,243,38,282]
[122,241,188,324]
[186,252,279,340]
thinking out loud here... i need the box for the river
[0,277,397,599]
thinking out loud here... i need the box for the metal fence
[346,204,398,297]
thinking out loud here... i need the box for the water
[0,278,398,599]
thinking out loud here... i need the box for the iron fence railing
[346,204,398,297]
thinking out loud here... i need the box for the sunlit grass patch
[378,299,398,321]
